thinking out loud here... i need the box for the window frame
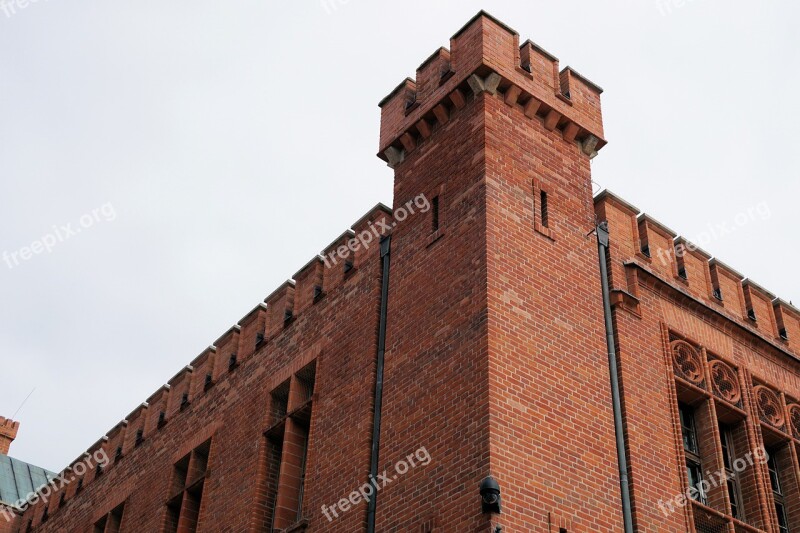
[719,423,745,520]
[768,452,790,533]
[679,404,707,504]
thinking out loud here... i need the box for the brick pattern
[8,10,800,533]
[603,213,800,532]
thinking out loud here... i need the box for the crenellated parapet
[145,385,170,435]
[595,189,800,358]
[22,202,396,523]
[378,10,605,167]
[121,403,149,455]
[212,326,241,380]
[0,416,20,455]
[166,365,194,418]
[0,417,19,439]
[265,281,296,338]
[189,347,216,398]
[0,417,20,433]
[105,420,127,467]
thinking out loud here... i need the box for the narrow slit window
[776,308,789,341]
[675,245,687,280]
[432,196,440,232]
[540,191,549,228]
[710,265,723,301]
[743,288,756,321]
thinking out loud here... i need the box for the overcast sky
[1,1,798,472]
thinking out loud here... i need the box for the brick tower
[14,9,800,533]
[0,418,19,456]
[375,11,622,532]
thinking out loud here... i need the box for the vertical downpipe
[366,236,391,533]
[597,222,635,533]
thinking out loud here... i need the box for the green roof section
[0,454,56,508]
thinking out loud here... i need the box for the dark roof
[0,454,56,508]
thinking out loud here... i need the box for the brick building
[5,10,800,533]
[0,419,56,533]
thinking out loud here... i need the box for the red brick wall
[15,10,800,533]
[376,74,492,532]
[596,191,800,532]
[480,85,625,531]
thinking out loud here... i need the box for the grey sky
[1,1,797,472]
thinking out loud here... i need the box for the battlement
[28,202,396,520]
[0,417,19,435]
[595,189,800,359]
[378,10,605,167]
[0,417,20,455]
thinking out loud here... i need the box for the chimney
[0,417,20,455]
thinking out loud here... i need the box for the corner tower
[377,11,623,532]
[0,417,19,456]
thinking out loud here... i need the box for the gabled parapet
[189,347,216,398]
[55,435,107,497]
[237,303,268,361]
[322,229,356,287]
[213,326,240,379]
[65,435,107,475]
[293,257,325,314]
[594,190,639,289]
[265,281,296,338]
[378,10,605,166]
[166,365,194,418]
[674,236,712,271]
[350,203,394,266]
[122,403,149,454]
[742,279,778,335]
[104,420,127,466]
[594,189,797,357]
[83,436,109,485]
[145,385,170,435]
[636,213,678,280]
[774,299,800,351]
[709,258,745,311]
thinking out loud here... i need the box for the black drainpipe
[366,236,391,533]
[596,222,635,533]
